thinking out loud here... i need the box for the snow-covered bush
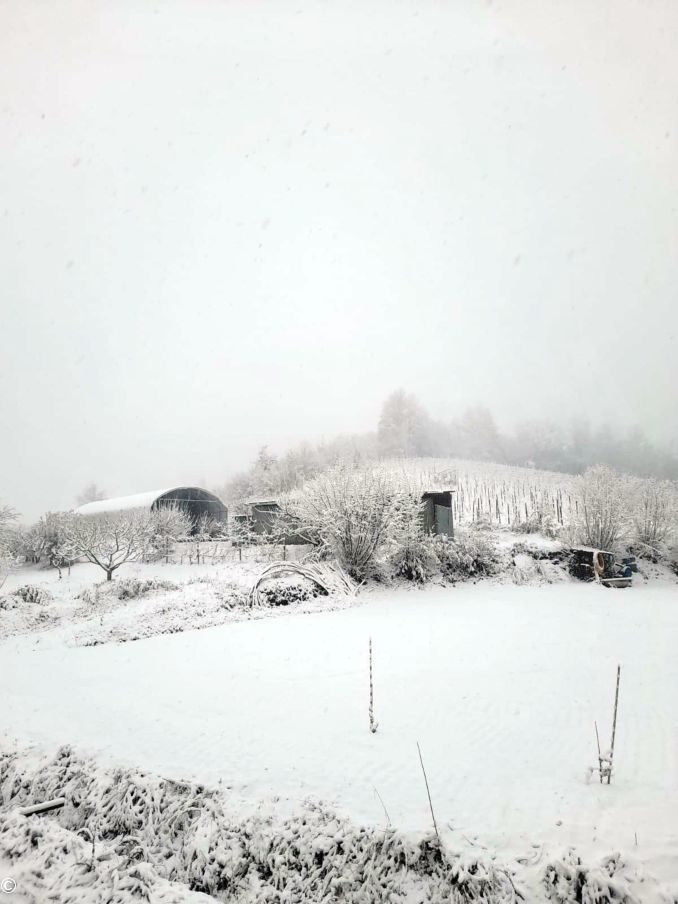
[113,577,179,600]
[283,466,417,581]
[0,592,57,636]
[5,522,42,563]
[387,507,441,582]
[7,512,77,575]
[144,504,192,561]
[258,577,326,606]
[574,466,631,550]
[629,477,677,560]
[11,584,52,606]
[544,851,639,904]
[513,500,560,539]
[435,530,501,581]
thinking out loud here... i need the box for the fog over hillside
[1,0,677,519]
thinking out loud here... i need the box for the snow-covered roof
[75,488,179,515]
[245,498,279,507]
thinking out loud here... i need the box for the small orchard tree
[40,512,78,577]
[4,512,76,575]
[146,505,192,563]
[6,523,43,563]
[64,511,152,581]
[188,513,224,564]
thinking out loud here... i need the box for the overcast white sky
[1,0,677,518]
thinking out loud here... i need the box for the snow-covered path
[2,581,677,881]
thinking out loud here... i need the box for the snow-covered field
[2,560,677,899]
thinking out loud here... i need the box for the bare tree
[76,483,107,507]
[145,504,192,563]
[64,511,152,580]
[631,477,677,557]
[0,502,19,590]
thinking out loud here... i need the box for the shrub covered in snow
[0,591,57,636]
[544,851,641,904]
[573,466,631,551]
[257,576,326,606]
[629,477,678,561]
[10,584,52,606]
[282,466,420,581]
[435,531,501,581]
[386,502,441,583]
[513,501,561,539]
[113,577,179,600]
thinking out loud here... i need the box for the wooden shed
[421,490,454,537]
[238,499,307,545]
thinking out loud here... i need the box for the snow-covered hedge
[387,530,503,585]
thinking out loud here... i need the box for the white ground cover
[0,560,353,646]
[1,566,677,900]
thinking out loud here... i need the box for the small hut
[421,490,454,537]
[233,498,306,545]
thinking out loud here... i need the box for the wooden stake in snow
[594,721,603,785]
[373,785,391,826]
[369,638,378,733]
[607,664,621,785]
[417,741,440,843]
[17,797,66,817]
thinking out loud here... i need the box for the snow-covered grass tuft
[544,851,641,904]
[112,577,180,600]
[1,744,521,903]
[0,587,58,636]
[9,584,53,606]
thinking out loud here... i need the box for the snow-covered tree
[146,505,193,562]
[64,511,153,580]
[377,390,435,458]
[76,483,107,507]
[451,406,503,462]
[0,502,18,590]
